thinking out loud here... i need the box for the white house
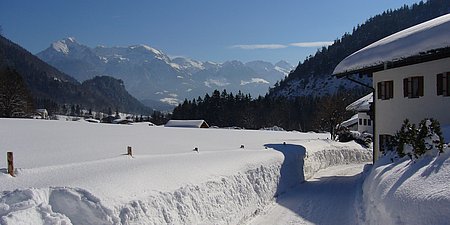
[343,93,374,135]
[165,120,210,128]
[333,13,450,161]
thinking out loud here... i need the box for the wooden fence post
[7,152,14,177]
[127,146,132,156]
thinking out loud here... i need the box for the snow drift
[362,151,450,225]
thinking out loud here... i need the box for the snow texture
[0,119,371,224]
[272,74,372,99]
[362,150,450,225]
[247,163,367,225]
[300,140,372,180]
[341,114,359,128]
[346,93,373,111]
[334,13,450,75]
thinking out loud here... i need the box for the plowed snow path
[247,163,366,225]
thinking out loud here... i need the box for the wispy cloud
[289,41,333,47]
[230,44,287,50]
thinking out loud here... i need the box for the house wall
[373,57,450,160]
[357,112,373,134]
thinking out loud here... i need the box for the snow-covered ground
[0,118,371,224]
[362,151,450,225]
[246,163,367,225]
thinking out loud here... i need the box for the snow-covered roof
[333,13,450,75]
[165,120,209,128]
[341,114,358,128]
[346,93,373,112]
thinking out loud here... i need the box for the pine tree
[0,68,34,117]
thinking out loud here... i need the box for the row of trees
[172,88,367,135]
[0,68,34,117]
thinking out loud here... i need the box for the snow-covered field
[0,118,372,224]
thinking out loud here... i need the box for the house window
[363,119,367,126]
[437,72,450,96]
[403,76,424,98]
[379,134,394,153]
[377,80,394,100]
[359,118,362,125]
[368,119,372,126]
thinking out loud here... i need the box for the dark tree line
[0,67,34,117]
[172,88,367,134]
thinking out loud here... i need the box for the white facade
[356,112,373,134]
[344,93,374,135]
[373,57,450,160]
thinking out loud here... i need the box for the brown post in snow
[7,152,14,177]
[127,146,132,156]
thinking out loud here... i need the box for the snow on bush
[392,118,444,159]
[360,119,450,225]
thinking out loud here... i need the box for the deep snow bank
[362,152,450,225]
[302,140,372,179]
[0,163,282,225]
[117,163,281,225]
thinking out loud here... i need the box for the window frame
[379,134,394,153]
[377,80,394,100]
[403,76,424,98]
[437,72,450,96]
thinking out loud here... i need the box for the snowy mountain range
[0,35,150,114]
[37,38,293,110]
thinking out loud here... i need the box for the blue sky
[1,0,420,65]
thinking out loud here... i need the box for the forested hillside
[173,0,450,132]
[270,0,450,98]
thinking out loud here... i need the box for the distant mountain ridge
[37,38,292,109]
[269,0,450,99]
[0,35,151,114]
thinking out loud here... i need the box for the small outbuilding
[344,92,373,135]
[165,120,210,128]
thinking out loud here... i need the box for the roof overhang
[334,47,450,78]
[333,13,450,78]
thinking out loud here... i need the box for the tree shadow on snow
[264,143,306,196]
